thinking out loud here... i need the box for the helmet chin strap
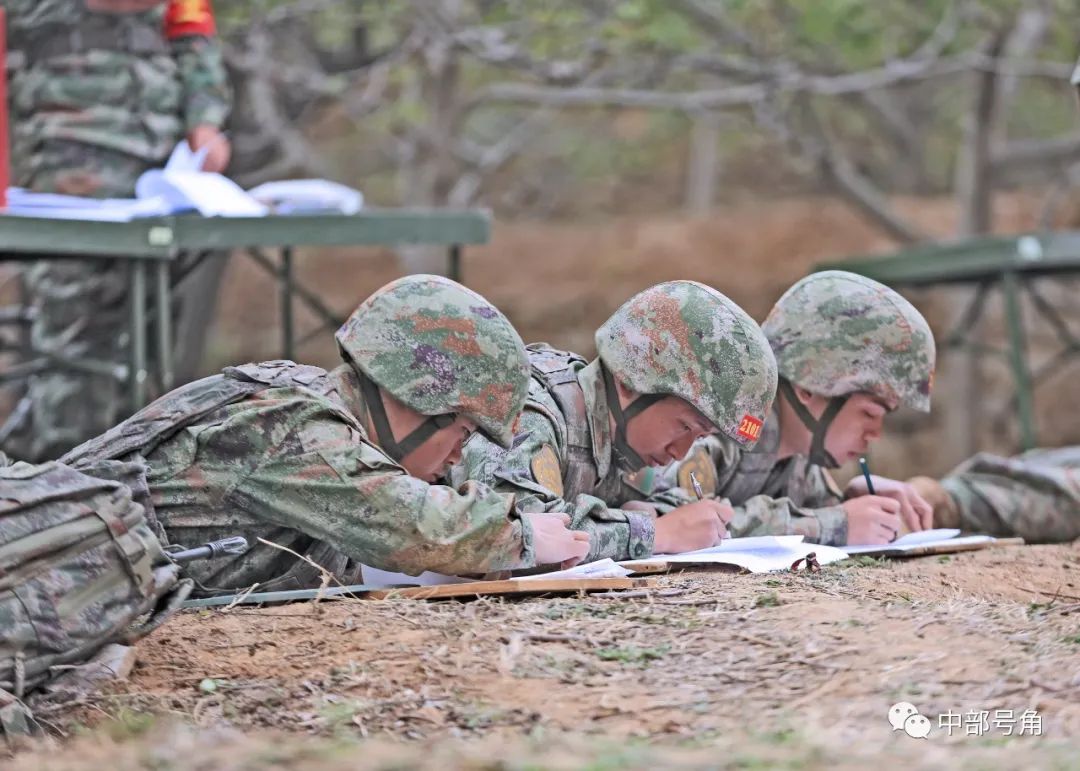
[778,378,848,469]
[600,363,662,471]
[357,372,456,463]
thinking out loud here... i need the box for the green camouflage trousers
[942,446,1080,543]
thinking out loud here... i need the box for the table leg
[156,259,174,391]
[130,260,148,410]
[448,244,462,283]
[281,246,294,361]
[1002,271,1036,449]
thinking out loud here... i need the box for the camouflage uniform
[3,0,231,461]
[452,282,777,562]
[910,447,1080,543]
[61,276,536,594]
[647,271,936,546]
[642,422,849,545]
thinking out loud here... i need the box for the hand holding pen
[652,470,732,553]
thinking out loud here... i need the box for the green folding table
[0,209,490,415]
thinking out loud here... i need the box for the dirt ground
[10,542,1080,768]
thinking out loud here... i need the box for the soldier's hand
[188,124,232,174]
[654,500,732,554]
[843,495,903,545]
[526,512,591,568]
[844,475,932,533]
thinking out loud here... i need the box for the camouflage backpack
[0,458,189,728]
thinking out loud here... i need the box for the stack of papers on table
[843,528,996,555]
[4,141,362,221]
[4,188,174,221]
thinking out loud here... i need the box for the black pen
[858,456,876,495]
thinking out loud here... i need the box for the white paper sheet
[360,565,471,587]
[247,179,364,215]
[515,558,632,581]
[135,169,268,217]
[4,187,174,220]
[843,529,995,555]
[622,535,849,574]
[163,138,211,172]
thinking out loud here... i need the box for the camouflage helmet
[336,275,529,449]
[762,270,935,412]
[595,281,778,447]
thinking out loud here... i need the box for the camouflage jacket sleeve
[454,407,656,563]
[227,402,534,576]
[646,434,849,546]
[169,34,232,131]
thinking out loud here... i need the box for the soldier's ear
[614,376,638,403]
[793,385,818,407]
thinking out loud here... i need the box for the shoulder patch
[529,444,564,498]
[676,445,718,498]
[736,414,764,443]
[623,466,655,496]
[165,0,217,38]
[822,469,844,500]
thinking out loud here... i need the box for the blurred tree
[215,0,1080,248]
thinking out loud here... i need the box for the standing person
[3,0,232,461]
[452,281,778,563]
[644,271,938,547]
[61,276,590,594]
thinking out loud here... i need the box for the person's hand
[843,495,903,545]
[526,512,590,568]
[845,475,932,533]
[187,124,231,173]
[653,499,732,554]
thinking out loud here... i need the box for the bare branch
[753,99,928,244]
[908,0,965,62]
[994,1,1052,143]
[479,53,1073,112]
[229,22,333,187]
[451,25,607,85]
[955,33,1007,236]
[992,134,1080,180]
[669,0,761,55]
[479,55,971,110]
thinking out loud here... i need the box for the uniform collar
[577,359,614,479]
[327,363,370,436]
[758,401,782,458]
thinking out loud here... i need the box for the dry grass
[9,542,1080,768]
